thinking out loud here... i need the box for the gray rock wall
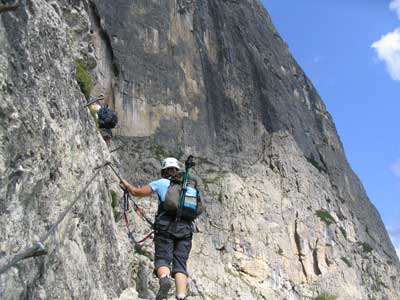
[0,0,399,300]
[0,1,133,299]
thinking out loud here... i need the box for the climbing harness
[122,188,155,244]
[121,186,154,228]
[107,163,155,244]
[0,162,108,275]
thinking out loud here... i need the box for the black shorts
[154,220,193,277]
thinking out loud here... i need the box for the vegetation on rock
[341,256,352,268]
[339,227,347,240]
[358,242,373,253]
[75,59,93,99]
[315,209,336,225]
[110,190,118,220]
[314,293,337,300]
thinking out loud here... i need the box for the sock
[176,293,186,300]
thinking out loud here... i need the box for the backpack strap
[155,178,174,228]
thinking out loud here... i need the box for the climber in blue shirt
[121,157,193,300]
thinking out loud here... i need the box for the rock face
[0,1,399,300]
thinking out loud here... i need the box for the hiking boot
[156,276,173,300]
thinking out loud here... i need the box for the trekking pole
[184,155,195,184]
[176,155,195,221]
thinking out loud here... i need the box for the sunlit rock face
[0,1,399,300]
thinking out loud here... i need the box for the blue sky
[261,0,400,258]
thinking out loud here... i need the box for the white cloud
[390,0,400,19]
[390,159,400,177]
[371,28,400,81]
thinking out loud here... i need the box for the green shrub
[358,242,373,253]
[339,227,347,239]
[315,293,337,300]
[217,192,223,203]
[203,176,222,184]
[75,59,93,99]
[150,144,170,160]
[110,190,118,209]
[90,107,99,127]
[372,273,387,292]
[365,225,375,240]
[341,256,352,267]
[110,190,118,220]
[315,209,336,225]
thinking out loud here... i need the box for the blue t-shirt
[149,178,170,202]
[149,178,198,203]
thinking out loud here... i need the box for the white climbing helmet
[161,157,180,170]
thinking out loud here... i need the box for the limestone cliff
[0,1,399,300]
